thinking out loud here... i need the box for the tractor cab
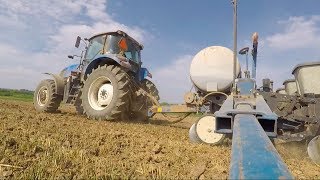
[78,31,143,65]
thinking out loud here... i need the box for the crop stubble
[0,100,319,179]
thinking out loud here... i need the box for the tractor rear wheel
[33,79,62,112]
[134,79,160,121]
[81,65,129,120]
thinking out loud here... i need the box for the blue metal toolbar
[229,114,293,179]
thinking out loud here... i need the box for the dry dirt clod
[152,144,162,154]
[0,158,8,164]
[33,146,44,154]
[293,170,302,175]
[89,148,100,156]
[62,140,72,148]
[2,170,13,177]
[190,162,207,180]
[98,140,105,146]
[153,156,161,163]
[147,155,152,162]
[199,173,205,180]
[113,131,125,139]
[5,138,16,148]
[62,160,73,169]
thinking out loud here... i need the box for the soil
[0,99,319,179]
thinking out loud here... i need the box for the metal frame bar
[230,114,293,179]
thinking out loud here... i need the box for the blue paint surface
[237,79,255,95]
[60,64,79,77]
[229,114,293,179]
[139,68,149,81]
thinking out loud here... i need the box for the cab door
[123,41,141,73]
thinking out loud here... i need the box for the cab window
[123,40,141,63]
[85,35,106,60]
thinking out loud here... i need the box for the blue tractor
[33,30,159,120]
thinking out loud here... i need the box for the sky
[1,0,320,103]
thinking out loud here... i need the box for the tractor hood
[60,64,79,77]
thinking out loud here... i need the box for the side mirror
[68,55,74,59]
[75,36,81,48]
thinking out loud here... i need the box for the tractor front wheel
[33,79,62,112]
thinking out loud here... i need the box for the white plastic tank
[276,88,286,94]
[190,46,241,93]
[283,79,297,95]
[292,62,320,95]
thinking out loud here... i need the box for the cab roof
[89,30,144,50]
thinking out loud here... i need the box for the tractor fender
[82,55,132,81]
[43,73,65,95]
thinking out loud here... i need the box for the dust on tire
[133,79,160,121]
[33,79,62,112]
[81,65,129,120]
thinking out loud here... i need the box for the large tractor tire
[142,79,160,101]
[81,65,129,120]
[133,79,160,121]
[33,79,62,112]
